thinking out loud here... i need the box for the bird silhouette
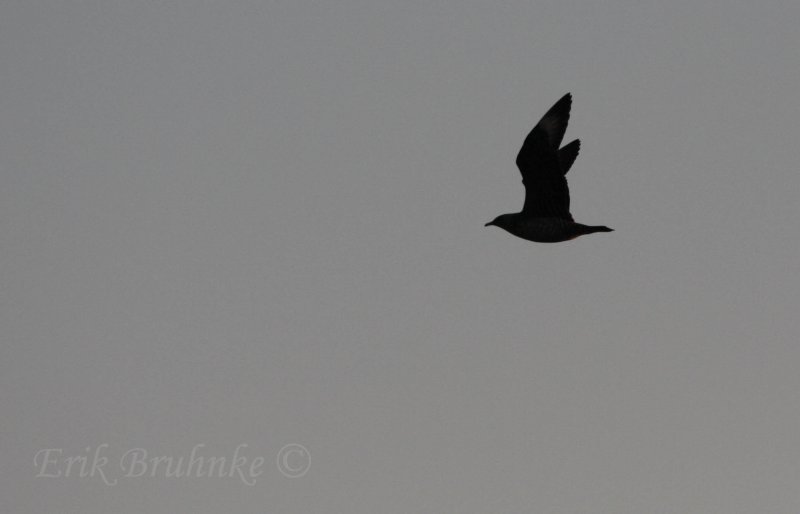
[485,93,613,242]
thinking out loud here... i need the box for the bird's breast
[508,217,577,243]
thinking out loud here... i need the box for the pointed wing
[515,93,574,220]
[558,139,580,175]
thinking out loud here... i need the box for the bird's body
[489,214,612,243]
[486,93,612,242]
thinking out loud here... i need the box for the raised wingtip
[545,94,572,115]
[555,92,572,106]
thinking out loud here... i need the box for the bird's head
[484,214,514,229]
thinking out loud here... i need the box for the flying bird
[485,93,612,242]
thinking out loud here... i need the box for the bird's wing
[558,139,580,175]
[515,93,574,220]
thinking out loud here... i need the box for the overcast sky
[2,1,800,512]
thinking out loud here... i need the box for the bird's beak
[484,221,493,227]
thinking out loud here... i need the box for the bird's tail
[586,225,614,233]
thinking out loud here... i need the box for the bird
[485,93,613,243]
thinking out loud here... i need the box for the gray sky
[2,1,800,512]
